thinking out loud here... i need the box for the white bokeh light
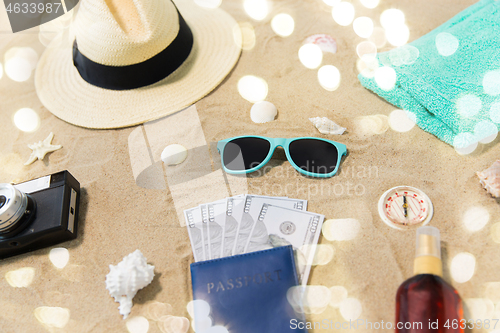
[5,47,38,70]
[329,286,348,308]
[187,300,211,319]
[318,65,341,91]
[163,317,190,333]
[356,41,377,59]
[369,27,387,48]
[353,17,374,38]
[244,0,268,21]
[236,22,256,51]
[322,218,360,241]
[450,252,476,283]
[323,0,341,5]
[465,298,495,320]
[483,70,500,96]
[492,223,500,243]
[13,108,41,132]
[300,244,335,266]
[288,285,331,314]
[380,9,405,29]
[298,44,323,69]
[389,109,416,132]
[126,316,149,333]
[385,24,410,46]
[192,316,212,332]
[489,101,500,123]
[332,2,355,26]
[339,298,362,320]
[388,45,419,66]
[271,14,295,37]
[453,132,478,155]
[17,47,38,70]
[435,32,459,57]
[194,0,221,8]
[456,94,482,118]
[474,120,498,144]
[357,55,379,78]
[34,307,70,329]
[374,66,397,91]
[360,0,379,9]
[5,57,32,82]
[463,206,490,232]
[238,75,268,103]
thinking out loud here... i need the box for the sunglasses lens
[223,138,271,171]
[288,139,339,174]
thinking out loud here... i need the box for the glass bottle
[395,226,464,333]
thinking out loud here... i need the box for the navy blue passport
[190,246,307,333]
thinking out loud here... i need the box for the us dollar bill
[184,206,206,262]
[201,200,226,259]
[243,195,307,254]
[257,204,324,285]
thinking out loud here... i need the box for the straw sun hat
[35,0,241,129]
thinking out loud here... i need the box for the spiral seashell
[309,117,346,135]
[477,160,500,198]
[105,250,155,319]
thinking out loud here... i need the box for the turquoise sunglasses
[217,136,347,178]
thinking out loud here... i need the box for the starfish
[24,132,62,165]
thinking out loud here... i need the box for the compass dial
[378,186,433,230]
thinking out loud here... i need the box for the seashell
[250,101,277,123]
[105,250,155,319]
[304,34,337,54]
[309,117,346,135]
[477,160,500,198]
[161,144,187,165]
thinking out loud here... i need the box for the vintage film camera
[0,171,80,259]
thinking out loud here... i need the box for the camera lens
[0,184,30,233]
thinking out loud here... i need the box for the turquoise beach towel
[358,0,500,147]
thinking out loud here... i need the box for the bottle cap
[415,226,441,259]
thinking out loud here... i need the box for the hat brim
[35,0,241,129]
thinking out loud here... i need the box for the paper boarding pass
[242,196,308,254]
[257,204,325,284]
[184,207,206,262]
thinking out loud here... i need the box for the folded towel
[358,0,500,147]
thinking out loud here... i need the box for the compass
[378,186,433,230]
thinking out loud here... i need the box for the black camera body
[0,171,80,259]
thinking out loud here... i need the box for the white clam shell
[309,117,346,135]
[161,144,188,165]
[105,250,155,319]
[477,160,500,198]
[250,101,277,123]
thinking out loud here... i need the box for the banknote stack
[184,195,325,284]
